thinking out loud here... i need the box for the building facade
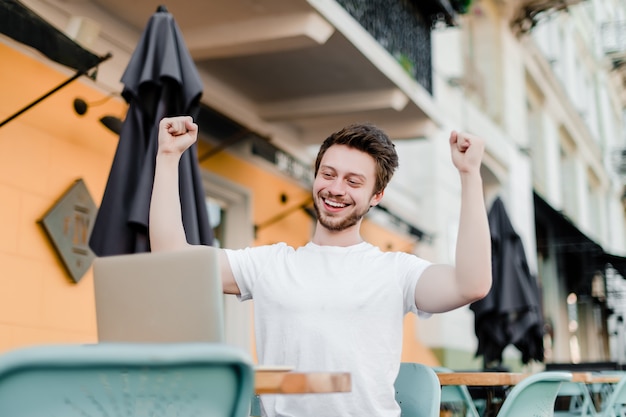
[427,0,626,368]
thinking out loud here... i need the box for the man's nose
[327,178,346,196]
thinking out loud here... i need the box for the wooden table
[436,372,527,417]
[254,370,620,395]
[436,372,528,386]
[254,369,352,394]
[437,371,623,386]
[571,372,623,384]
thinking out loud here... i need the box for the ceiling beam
[258,88,410,120]
[184,12,334,59]
[296,116,437,144]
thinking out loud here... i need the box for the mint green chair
[395,362,441,417]
[433,367,480,417]
[494,371,572,417]
[251,394,262,416]
[0,343,254,417]
[598,373,626,417]
[555,381,599,416]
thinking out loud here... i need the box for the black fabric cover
[470,197,544,366]
[89,6,213,256]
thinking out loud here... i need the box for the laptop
[92,246,224,343]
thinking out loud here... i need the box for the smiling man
[149,117,492,417]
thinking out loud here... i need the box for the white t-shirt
[225,241,431,417]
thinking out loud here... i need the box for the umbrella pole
[0,53,112,128]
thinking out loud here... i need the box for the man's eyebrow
[347,172,366,180]
[319,164,336,172]
[342,171,368,181]
[320,164,368,180]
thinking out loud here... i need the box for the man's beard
[313,199,370,232]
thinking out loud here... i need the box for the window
[202,172,254,354]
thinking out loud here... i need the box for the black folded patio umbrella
[89,5,213,256]
[470,197,544,367]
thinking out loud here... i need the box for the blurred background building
[1,0,625,370]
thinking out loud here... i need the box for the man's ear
[370,190,384,207]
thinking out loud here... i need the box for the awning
[534,191,626,294]
[0,0,111,127]
[0,0,103,72]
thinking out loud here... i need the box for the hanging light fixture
[99,115,123,134]
[73,95,123,135]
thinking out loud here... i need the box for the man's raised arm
[415,131,492,313]
[149,116,198,252]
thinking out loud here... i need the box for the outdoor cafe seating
[552,371,626,417]
[3,341,625,417]
[436,370,572,417]
[436,367,626,417]
[251,362,444,417]
[547,362,626,416]
[0,343,255,417]
[0,342,354,417]
[435,366,481,417]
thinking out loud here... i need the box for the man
[150,116,491,417]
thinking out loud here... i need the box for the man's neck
[311,223,364,247]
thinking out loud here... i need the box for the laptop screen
[92,246,224,343]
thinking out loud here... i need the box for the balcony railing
[335,0,434,93]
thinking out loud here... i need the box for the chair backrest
[0,343,254,417]
[433,367,480,417]
[589,372,624,413]
[598,374,626,417]
[251,394,262,416]
[495,371,572,417]
[395,362,441,417]
[554,381,598,417]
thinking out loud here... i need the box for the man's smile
[323,198,349,210]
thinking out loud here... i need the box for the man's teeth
[325,199,347,208]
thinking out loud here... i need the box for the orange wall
[0,42,126,353]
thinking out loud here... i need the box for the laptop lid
[92,246,224,343]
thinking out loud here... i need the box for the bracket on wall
[0,0,112,128]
